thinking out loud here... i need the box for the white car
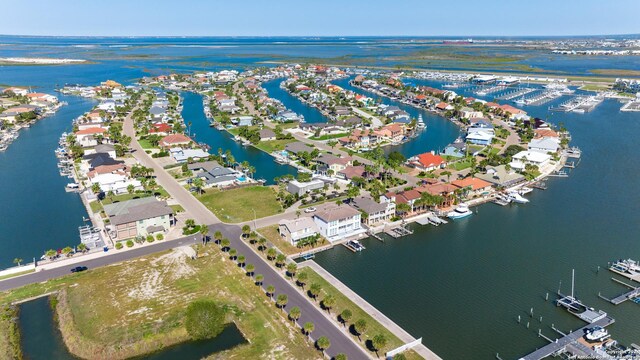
[304,207,316,213]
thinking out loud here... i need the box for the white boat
[447,205,473,219]
[518,187,533,195]
[416,114,426,130]
[347,240,365,252]
[507,191,529,204]
[585,326,609,342]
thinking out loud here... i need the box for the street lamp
[252,208,257,231]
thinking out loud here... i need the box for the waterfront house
[103,197,174,240]
[286,179,325,196]
[476,165,526,187]
[415,183,457,208]
[436,102,454,111]
[374,123,405,143]
[188,161,241,188]
[278,217,320,246]
[460,107,483,119]
[313,204,365,242]
[338,129,377,149]
[89,172,142,194]
[337,165,367,181]
[159,133,192,148]
[2,87,28,96]
[169,147,210,163]
[528,137,559,154]
[84,144,117,159]
[510,151,551,171]
[534,128,559,140]
[334,116,362,129]
[259,128,276,141]
[451,177,493,198]
[441,142,466,158]
[333,106,351,116]
[149,123,172,136]
[284,142,314,156]
[383,189,422,213]
[81,153,124,172]
[409,152,447,172]
[315,154,352,176]
[350,196,395,225]
[75,127,107,148]
[232,116,253,127]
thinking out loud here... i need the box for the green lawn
[255,139,296,154]
[138,139,157,149]
[449,158,474,171]
[309,133,349,141]
[258,224,328,256]
[170,204,185,213]
[197,186,283,223]
[101,192,152,205]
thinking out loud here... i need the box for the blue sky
[2,0,639,37]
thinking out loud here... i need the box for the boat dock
[600,277,640,305]
[385,225,414,238]
[496,87,536,101]
[416,214,448,226]
[519,316,615,360]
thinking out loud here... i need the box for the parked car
[70,266,88,273]
[304,207,316,213]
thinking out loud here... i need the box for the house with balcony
[313,204,365,242]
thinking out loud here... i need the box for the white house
[510,151,551,171]
[89,173,142,194]
[528,137,559,154]
[312,204,365,242]
[278,217,320,245]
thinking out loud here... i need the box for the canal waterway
[19,296,246,360]
[0,95,95,267]
[262,79,328,124]
[182,91,297,184]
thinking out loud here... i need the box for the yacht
[416,114,426,130]
[507,191,529,204]
[447,205,473,220]
[611,259,640,275]
[515,97,526,106]
[347,240,365,252]
[518,187,533,195]
[585,326,609,342]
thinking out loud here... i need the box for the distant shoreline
[0,57,88,65]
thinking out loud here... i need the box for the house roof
[416,153,445,168]
[259,128,276,138]
[95,144,115,153]
[279,217,318,234]
[161,133,192,145]
[314,204,360,223]
[338,165,365,179]
[284,142,314,155]
[351,196,387,214]
[76,127,106,135]
[451,177,492,191]
[316,154,351,166]
[104,197,173,226]
[416,183,457,196]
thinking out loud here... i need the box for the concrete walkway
[352,107,384,127]
[299,260,442,360]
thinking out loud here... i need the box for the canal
[0,95,95,268]
[181,91,297,184]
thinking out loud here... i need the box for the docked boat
[346,240,365,252]
[447,205,473,220]
[518,187,533,195]
[416,114,426,130]
[611,259,640,275]
[585,326,610,342]
[507,191,529,204]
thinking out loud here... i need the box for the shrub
[115,242,123,250]
[146,235,155,243]
[126,240,134,248]
[156,233,164,241]
[184,300,225,340]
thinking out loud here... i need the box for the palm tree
[372,334,388,358]
[441,170,452,182]
[354,319,368,341]
[286,262,297,278]
[316,336,331,355]
[340,309,352,327]
[237,255,246,267]
[13,258,23,266]
[296,271,308,289]
[289,306,301,324]
[91,183,102,194]
[245,263,255,276]
[267,247,277,260]
[309,282,321,301]
[241,224,251,238]
[335,354,348,360]
[77,243,87,253]
[257,237,266,251]
[214,230,223,243]
[221,238,231,251]
[192,177,205,195]
[276,294,288,310]
[255,274,264,285]
[322,294,336,314]
[275,254,286,268]
[200,225,209,244]
[266,285,275,298]
[45,249,57,260]
[229,248,237,260]
[303,322,314,338]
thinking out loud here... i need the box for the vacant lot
[198,186,282,223]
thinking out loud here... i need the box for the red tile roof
[416,153,445,168]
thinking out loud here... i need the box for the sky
[1,0,639,37]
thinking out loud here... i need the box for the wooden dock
[602,277,640,305]
[519,316,615,360]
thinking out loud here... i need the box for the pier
[496,87,536,101]
[385,225,414,238]
[601,277,640,305]
[298,260,442,360]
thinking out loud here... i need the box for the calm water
[261,79,328,124]
[182,91,297,184]
[19,296,246,360]
[1,37,639,358]
[0,95,94,267]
